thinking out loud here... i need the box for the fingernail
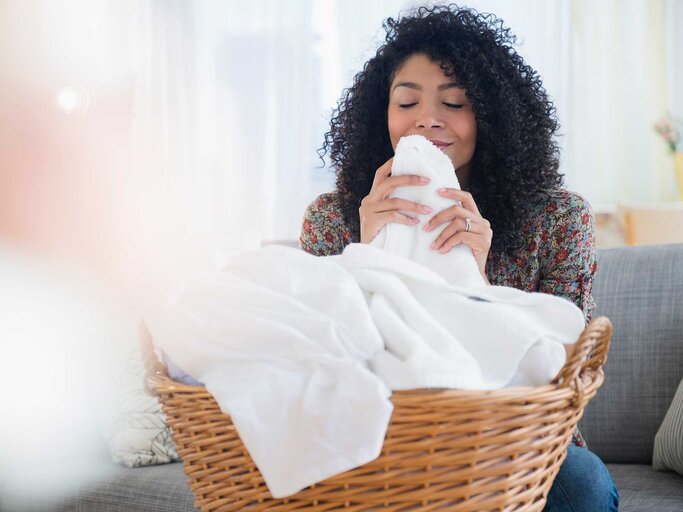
[411,217,419,224]
[422,206,432,213]
[440,247,448,254]
[438,187,447,192]
[419,177,430,183]
[430,241,437,249]
[423,224,431,231]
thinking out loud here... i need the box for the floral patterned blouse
[299,189,597,448]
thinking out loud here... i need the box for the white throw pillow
[653,376,683,476]
[106,348,179,467]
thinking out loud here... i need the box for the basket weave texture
[142,317,612,512]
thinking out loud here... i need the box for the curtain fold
[566,0,673,205]
[124,0,682,241]
[130,0,321,245]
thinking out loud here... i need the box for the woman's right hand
[359,157,433,244]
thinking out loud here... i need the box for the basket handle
[139,321,168,396]
[551,316,613,394]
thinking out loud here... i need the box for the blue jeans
[544,444,619,511]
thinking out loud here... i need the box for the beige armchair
[617,202,683,246]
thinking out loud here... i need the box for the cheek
[460,115,478,150]
[387,110,411,149]
[467,123,478,149]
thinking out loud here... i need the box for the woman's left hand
[423,188,493,281]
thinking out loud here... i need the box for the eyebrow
[391,81,461,92]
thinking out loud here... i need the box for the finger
[439,232,491,254]
[437,188,482,217]
[371,157,394,188]
[378,210,420,226]
[424,204,486,232]
[443,233,484,254]
[374,174,430,200]
[433,232,472,253]
[430,221,462,250]
[439,232,469,253]
[431,219,490,250]
[423,205,461,231]
[374,197,432,215]
[366,173,427,203]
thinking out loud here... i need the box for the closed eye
[398,103,417,109]
[444,102,464,109]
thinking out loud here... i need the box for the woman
[300,5,618,511]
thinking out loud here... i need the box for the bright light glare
[56,85,90,114]
[0,246,133,508]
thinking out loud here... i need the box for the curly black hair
[321,4,563,255]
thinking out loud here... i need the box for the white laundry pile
[145,135,585,498]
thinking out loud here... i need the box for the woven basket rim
[138,316,613,512]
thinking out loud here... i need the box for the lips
[428,139,452,151]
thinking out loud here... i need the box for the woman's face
[387,53,477,177]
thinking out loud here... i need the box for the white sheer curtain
[566,0,675,206]
[128,0,323,246]
[127,0,576,244]
[127,0,680,245]
[34,0,678,247]
[666,0,683,120]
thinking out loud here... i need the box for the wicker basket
[141,317,612,512]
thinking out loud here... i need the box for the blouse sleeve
[538,191,598,323]
[299,193,354,256]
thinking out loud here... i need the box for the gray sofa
[5,243,683,511]
[578,243,683,510]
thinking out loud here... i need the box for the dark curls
[320,4,563,255]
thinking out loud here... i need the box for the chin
[445,154,460,170]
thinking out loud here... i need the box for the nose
[415,101,444,129]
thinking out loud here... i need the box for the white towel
[359,135,581,390]
[372,134,484,289]
[146,135,585,498]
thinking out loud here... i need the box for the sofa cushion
[580,244,683,463]
[653,375,683,475]
[1,463,197,512]
[8,461,682,512]
[606,463,683,511]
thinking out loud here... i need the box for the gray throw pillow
[653,376,683,475]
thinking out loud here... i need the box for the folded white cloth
[146,135,585,498]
